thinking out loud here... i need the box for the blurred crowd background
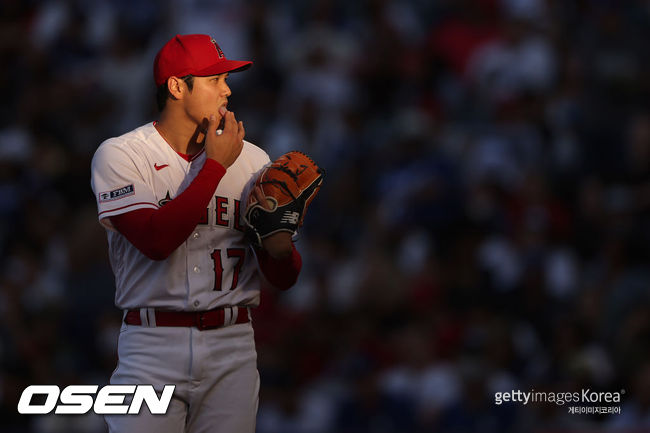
[1,0,649,432]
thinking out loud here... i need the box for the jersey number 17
[211,248,245,291]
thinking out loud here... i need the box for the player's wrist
[203,157,227,175]
[260,232,294,260]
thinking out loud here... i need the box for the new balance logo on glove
[280,211,300,225]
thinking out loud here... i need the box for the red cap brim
[193,60,253,77]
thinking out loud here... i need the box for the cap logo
[210,38,225,59]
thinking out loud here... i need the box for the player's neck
[155,112,205,156]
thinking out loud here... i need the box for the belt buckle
[196,311,209,331]
[196,312,206,331]
[196,310,222,331]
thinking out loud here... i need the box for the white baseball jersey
[90,122,270,311]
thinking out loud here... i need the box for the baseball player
[90,34,301,433]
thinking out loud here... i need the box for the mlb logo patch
[210,38,225,59]
[99,184,135,203]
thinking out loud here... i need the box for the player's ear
[167,76,185,100]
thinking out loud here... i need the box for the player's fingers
[234,133,244,157]
[215,107,229,135]
[253,186,272,210]
[207,115,217,133]
[213,106,228,130]
[237,120,245,141]
[215,106,226,134]
[223,110,237,134]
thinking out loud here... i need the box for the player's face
[183,73,231,125]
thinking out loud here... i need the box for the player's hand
[205,106,245,168]
[253,186,294,259]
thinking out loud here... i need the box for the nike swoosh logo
[154,163,169,171]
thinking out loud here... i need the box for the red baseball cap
[153,34,252,86]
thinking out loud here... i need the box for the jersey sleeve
[255,244,302,290]
[91,140,158,229]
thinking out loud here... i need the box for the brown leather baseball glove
[244,151,324,247]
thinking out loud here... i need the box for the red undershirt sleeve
[110,158,226,260]
[256,243,302,290]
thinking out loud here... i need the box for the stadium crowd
[0,0,649,432]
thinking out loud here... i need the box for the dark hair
[156,75,194,112]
